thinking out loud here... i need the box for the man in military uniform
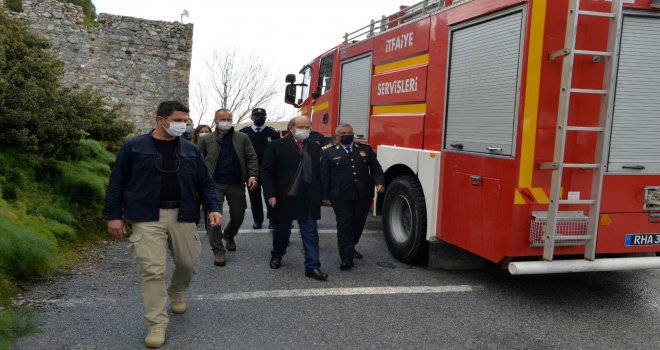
[321,123,385,270]
[308,130,332,148]
[240,108,280,229]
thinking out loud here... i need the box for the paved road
[13,201,660,349]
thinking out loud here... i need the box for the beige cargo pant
[128,209,201,329]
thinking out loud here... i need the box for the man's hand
[322,200,331,206]
[208,212,223,227]
[247,177,258,190]
[268,197,276,207]
[376,185,385,193]
[107,219,127,240]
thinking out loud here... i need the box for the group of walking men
[103,100,384,348]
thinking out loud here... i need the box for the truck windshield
[301,66,311,102]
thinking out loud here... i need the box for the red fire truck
[284,0,660,274]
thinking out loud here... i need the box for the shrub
[35,206,77,227]
[57,140,114,205]
[0,213,57,280]
[0,12,133,161]
[0,306,39,349]
[5,0,22,12]
[0,274,16,307]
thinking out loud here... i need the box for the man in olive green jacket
[197,108,259,266]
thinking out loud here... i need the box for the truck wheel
[382,175,428,265]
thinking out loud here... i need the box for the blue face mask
[185,125,193,133]
[254,116,266,126]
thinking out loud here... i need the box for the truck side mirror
[284,84,299,107]
[285,74,296,84]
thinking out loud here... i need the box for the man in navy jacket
[104,101,222,348]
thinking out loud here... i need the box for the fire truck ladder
[541,0,623,261]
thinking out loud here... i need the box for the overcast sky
[91,0,409,125]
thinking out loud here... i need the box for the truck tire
[382,175,429,265]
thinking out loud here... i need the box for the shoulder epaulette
[321,143,334,150]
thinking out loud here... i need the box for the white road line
[21,285,476,307]
[197,229,382,235]
[193,285,475,301]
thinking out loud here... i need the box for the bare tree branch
[190,79,209,125]
[205,47,280,124]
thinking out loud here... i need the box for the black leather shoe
[253,222,262,229]
[305,268,328,281]
[340,261,354,270]
[353,250,363,259]
[269,257,282,269]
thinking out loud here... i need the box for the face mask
[185,125,193,133]
[164,120,187,137]
[218,121,232,131]
[294,128,310,141]
[254,117,266,127]
[340,135,354,145]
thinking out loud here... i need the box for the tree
[58,0,97,26]
[0,11,132,160]
[205,47,279,124]
[190,79,209,125]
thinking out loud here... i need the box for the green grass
[0,139,117,347]
[0,306,40,350]
[0,206,58,280]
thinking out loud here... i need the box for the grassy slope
[0,139,115,348]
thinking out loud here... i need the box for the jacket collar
[147,130,181,153]
[215,126,234,140]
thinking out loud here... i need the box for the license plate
[624,233,660,246]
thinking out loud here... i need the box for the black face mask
[340,135,354,145]
[254,116,266,126]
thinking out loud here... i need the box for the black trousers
[331,198,372,263]
[207,183,246,252]
[248,182,270,224]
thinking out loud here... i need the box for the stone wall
[7,0,193,132]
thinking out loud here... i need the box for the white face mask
[294,128,310,141]
[218,121,232,131]
[164,121,187,137]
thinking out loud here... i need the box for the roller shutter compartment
[444,10,524,156]
[608,15,660,174]
[339,54,372,140]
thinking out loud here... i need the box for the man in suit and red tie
[260,116,328,281]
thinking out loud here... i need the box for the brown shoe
[213,250,226,266]
[144,326,166,348]
[224,235,236,251]
[170,296,187,314]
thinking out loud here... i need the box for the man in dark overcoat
[261,116,328,281]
